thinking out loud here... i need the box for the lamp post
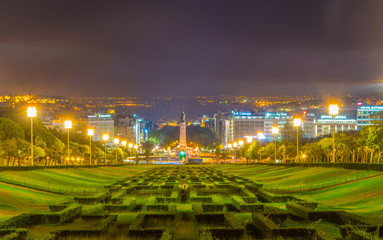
[227,143,232,163]
[122,141,127,164]
[128,143,133,161]
[272,126,279,162]
[329,104,339,163]
[238,140,244,163]
[257,132,264,162]
[246,137,253,163]
[87,129,94,165]
[293,118,302,163]
[27,107,37,166]
[64,120,72,165]
[102,133,109,164]
[114,138,119,165]
[233,142,238,163]
[134,144,139,164]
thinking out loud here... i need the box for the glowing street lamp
[128,143,133,159]
[122,141,127,163]
[114,138,119,164]
[271,126,279,162]
[238,140,244,162]
[64,120,72,164]
[87,128,94,165]
[257,132,265,162]
[247,137,253,144]
[329,104,339,162]
[27,107,37,166]
[102,133,109,164]
[293,118,302,162]
[134,144,139,162]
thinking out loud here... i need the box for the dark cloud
[0,0,382,97]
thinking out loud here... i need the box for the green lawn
[0,165,155,220]
[214,164,383,222]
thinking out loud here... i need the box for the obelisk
[179,112,187,151]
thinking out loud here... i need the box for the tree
[0,118,25,140]
[142,140,155,163]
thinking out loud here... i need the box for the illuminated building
[88,114,114,145]
[357,105,383,129]
[312,115,357,137]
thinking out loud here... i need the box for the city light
[233,142,238,148]
[257,132,265,140]
[293,118,302,162]
[27,107,37,166]
[329,104,339,115]
[293,118,302,127]
[27,106,37,117]
[228,143,232,148]
[134,144,138,149]
[88,128,94,165]
[247,137,253,143]
[128,143,133,148]
[272,126,279,135]
[87,128,94,136]
[114,138,119,144]
[329,104,339,162]
[238,140,244,146]
[102,134,109,141]
[122,140,127,146]
[64,120,72,129]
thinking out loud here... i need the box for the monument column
[179,112,187,151]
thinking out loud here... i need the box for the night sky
[1,0,383,97]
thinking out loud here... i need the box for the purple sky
[1,0,383,97]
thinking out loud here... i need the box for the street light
[233,142,238,163]
[64,120,72,164]
[293,118,302,163]
[257,132,265,162]
[122,141,127,163]
[87,128,94,165]
[102,133,109,164]
[271,126,279,162]
[329,104,339,163]
[114,138,119,165]
[238,140,244,163]
[27,107,36,166]
[134,144,139,163]
[247,137,253,144]
[128,143,133,159]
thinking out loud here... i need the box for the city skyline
[1,0,383,97]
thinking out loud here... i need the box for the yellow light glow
[233,142,238,148]
[87,128,94,136]
[64,120,72,129]
[329,104,339,115]
[228,143,232,148]
[134,144,138,149]
[27,107,37,117]
[122,140,127,146]
[272,126,279,135]
[302,154,306,158]
[114,138,119,144]
[128,143,133,148]
[238,140,244,146]
[293,118,302,127]
[257,132,265,140]
[247,137,253,143]
[102,134,109,141]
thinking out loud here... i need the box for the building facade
[357,105,383,129]
[88,114,114,145]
